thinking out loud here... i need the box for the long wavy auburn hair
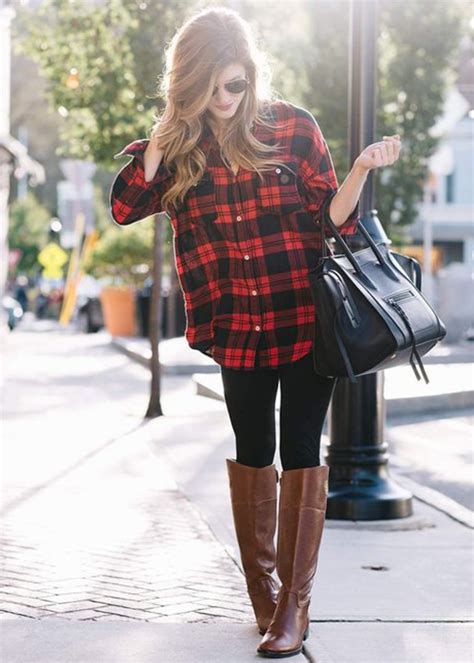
[149,6,289,216]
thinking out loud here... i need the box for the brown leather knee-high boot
[226,459,281,635]
[257,464,329,658]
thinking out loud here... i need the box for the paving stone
[39,592,101,602]
[150,602,212,616]
[91,614,139,622]
[0,595,53,609]
[99,592,158,604]
[44,600,111,613]
[0,603,51,619]
[149,595,208,608]
[194,597,252,612]
[195,607,254,620]
[186,582,241,597]
[146,587,190,600]
[60,610,111,621]
[94,606,164,620]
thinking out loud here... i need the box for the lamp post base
[326,464,413,520]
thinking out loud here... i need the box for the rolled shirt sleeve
[109,139,174,226]
[296,108,360,237]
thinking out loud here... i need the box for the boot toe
[257,633,304,658]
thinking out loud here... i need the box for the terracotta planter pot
[100,286,136,337]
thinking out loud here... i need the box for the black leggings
[220,349,336,471]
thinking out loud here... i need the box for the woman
[110,6,401,658]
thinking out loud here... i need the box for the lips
[215,102,233,110]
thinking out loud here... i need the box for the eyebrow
[223,75,243,83]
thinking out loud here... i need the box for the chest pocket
[256,165,304,215]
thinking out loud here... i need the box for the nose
[215,90,232,106]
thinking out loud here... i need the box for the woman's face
[206,62,248,122]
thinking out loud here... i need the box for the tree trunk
[145,214,164,418]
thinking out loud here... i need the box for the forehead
[216,62,246,83]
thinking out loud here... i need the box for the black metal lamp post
[325,0,412,520]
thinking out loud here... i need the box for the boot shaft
[276,465,329,600]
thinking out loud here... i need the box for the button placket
[230,174,262,341]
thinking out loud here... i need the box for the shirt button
[244,254,250,260]
[251,290,257,296]
[236,215,242,221]
[255,325,261,331]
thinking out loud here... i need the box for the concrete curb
[110,335,473,415]
[191,372,474,418]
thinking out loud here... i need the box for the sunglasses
[212,78,249,96]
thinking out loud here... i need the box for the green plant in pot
[84,221,154,336]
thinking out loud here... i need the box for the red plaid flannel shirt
[110,100,360,369]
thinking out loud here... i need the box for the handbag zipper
[386,289,414,304]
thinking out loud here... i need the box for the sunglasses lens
[226,79,248,94]
[211,79,248,96]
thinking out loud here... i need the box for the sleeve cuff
[320,191,360,237]
[113,139,173,188]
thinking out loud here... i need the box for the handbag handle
[319,192,400,288]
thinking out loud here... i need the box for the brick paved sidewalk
[0,421,254,627]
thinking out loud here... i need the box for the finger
[384,136,402,161]
[379,142,390,164]
[389,136,402,158]
[383,139,395,163]
[383,135,402,149]
[372,138,400,152]
[372,147,383,165]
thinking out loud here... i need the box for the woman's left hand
[353,134,402,172]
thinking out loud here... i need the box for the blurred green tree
[8,193,52,277]
[241,0,469,239]
[84,219,154,289]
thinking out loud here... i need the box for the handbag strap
[319,193,401,287]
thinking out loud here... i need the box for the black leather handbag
[308,197,447,384]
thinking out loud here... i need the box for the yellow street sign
[38,242,68,279]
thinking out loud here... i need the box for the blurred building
[408,35,474,342]
[409,35,474,270]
